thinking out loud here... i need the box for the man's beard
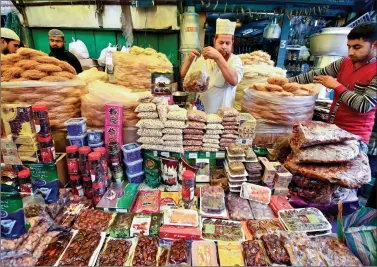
[50,46,65,54]
[3,47,10,55]
[219,49,230,59]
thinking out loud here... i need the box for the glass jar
[18,168,32,193]
[32,104,51,137]
[78,146,91,176]
[92,181,106,206]
[82,176,93,199]
[38,135,56,163]
[70,175,84,198]
[66,145,79,175]
[88,152,105,184]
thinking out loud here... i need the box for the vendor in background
[181,18,243,113]
[1,28,20,55]
[289,23,377,153]
[48,29,83,74]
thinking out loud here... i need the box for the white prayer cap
[216,18,236,35]
[1,28,20,41]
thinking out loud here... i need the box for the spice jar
[93,147,109,187]
[82,176,93,199]
[89,152,105,184]
[182,170,195,209]
[92,181,106,206]
[38,135,56,163]
[66,145,79,175]
[18,168,32,193]
[70,175,84,198]
[32,104,51,137]
[78,146,91,176]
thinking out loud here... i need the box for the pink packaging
[105,104,124,126]
[105,125,123,148]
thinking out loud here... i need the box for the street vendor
[181,18,243,114]
[1,28,20,55]
[48,29,83,74]
[289,23,377,153]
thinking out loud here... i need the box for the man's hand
[202,46,222,61]
[188,50,201,61]
[313,75,341,89]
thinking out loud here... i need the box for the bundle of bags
[1,48,86,129]
[81,80,147,128]
[234,64,286,111]
[184,110,207,152]
[219,108,240,150]
[112,46,173,91]
[242,77,319,126]
[284,121,371,204]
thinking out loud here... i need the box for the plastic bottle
[182,170,195,209]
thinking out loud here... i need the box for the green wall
[30,28,179,67]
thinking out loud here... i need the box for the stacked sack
[203,114,223,152]
[162,105,187,154]
[135,99,165,150]
[218,108,240,150]
[284,121,371,204]
[184,110,207,152]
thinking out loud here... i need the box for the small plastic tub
[64,118,87,136]
[126,170,144,184]
[124,158,143,175]
[87,129,104,145]
[89,141,104,151]
[67,133,88,147]
[121,143,141,163]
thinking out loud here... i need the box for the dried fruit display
[36,232,73,266]
[168,240,190,265]
[73,209,113,232]
[132,236,159,266]
[97,239,132,266]
[202,219,243,241]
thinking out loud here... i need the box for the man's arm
[289,58,344,84]
[181,50,201,78]
[339,75,377,113]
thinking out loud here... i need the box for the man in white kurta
[181,19,243,114]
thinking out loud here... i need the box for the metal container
[180,12,201,50]
[313,55,343,69]
[263,18,281,39]
[310,27,352,56]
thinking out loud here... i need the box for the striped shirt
[289,57,377,113]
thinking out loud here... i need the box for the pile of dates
[261,233,290,265]
[158,247,169,266]
[36,232,73,266]
[73,209,112,232]
[98,239,132,266]
[132,236,159,266]
[169,240,189,265]
[242,240,269,266]
[59,230,101,266]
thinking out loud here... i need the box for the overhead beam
[15,0,178,6]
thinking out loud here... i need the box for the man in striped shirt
[289,23,377,153]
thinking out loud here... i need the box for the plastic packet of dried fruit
[157,240,171,266]
[131,236,159,266]
[96,237,135,266]
[132,190,161,213]
[167,239,191,266]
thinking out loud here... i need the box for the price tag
[189,153,197,159]
[161,152,170,157]
[205,152,211,158]
[216,152,225,158]
[153,151,158,157]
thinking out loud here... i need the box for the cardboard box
[159,225,201,240]
[259,157,277,184]
[24,153,69,187]
[270,162,292,188]
[1,137,22,165]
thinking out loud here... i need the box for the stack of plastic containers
[78,146,92,199]
[121,143,144,184]
[32,104,56,163]
[88,151,107,205]
[64,118,88,147]
[108,141,124,183]
[104,104,123,149]
[87,129,104,150]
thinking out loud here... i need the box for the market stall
[1,45,376,267]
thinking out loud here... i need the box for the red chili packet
[269,195,293,215]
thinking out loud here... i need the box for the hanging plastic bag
[69,38,89,59]
[98,43,117,66]
[183,56,209,92]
